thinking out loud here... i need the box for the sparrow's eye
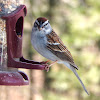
[43,23,48,27]
[34,22,38,27]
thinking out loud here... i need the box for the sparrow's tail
[64,62,89,95]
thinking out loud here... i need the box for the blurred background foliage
[22,0,100,100]
[0,0,99,100]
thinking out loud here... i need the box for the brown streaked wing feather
[46,30,78,69]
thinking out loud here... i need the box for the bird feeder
[0,5,47,85]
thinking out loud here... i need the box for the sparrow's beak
[38,24,43,31]
[39,27,42,31]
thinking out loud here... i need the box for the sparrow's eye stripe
[42,20,49,27]
[35,22,38,26]
[41,23,48,28]
[44,23,48,27]
[34,22,39,27]
[35,20,39,25]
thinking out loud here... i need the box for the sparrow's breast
[31,31,59,61]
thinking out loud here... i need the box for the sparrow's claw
[44,60,57,72]
[40,61,47,64]
[44,65,50,72]
[40,60,51,64]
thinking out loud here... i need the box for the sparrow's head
[33,17,52,34]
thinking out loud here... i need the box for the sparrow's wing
[46,30,78,70]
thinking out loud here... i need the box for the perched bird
[31,17,89,95]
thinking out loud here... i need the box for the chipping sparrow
[31,17,89,95]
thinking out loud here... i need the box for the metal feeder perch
[0,5,47,85]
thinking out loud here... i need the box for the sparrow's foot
[44,65,50,72]
[40,60,51,64]
[49,60,58,67]
[44,60,58,72]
